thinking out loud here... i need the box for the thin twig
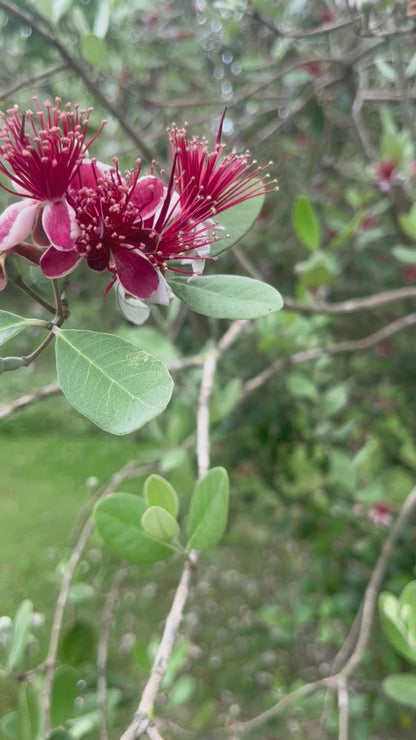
[0,64,67,100]
[120,320,247,740]
[282,286,416,314]
[233,678,330,735]
[0,382,60,421]
[340,485,416,679]
[243,312,416,398]
[98,563,129,740]
[42,461,137,737]
[337,675,349,740]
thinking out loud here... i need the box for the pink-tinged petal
[42,199,77,250]
[40,246,82,278]
[130,176,165,219]
[147,272,174,306]
[113,247,160,300]
[0,200,39,252]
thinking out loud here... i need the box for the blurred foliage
[2,0,416,737]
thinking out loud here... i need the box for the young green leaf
[169,275,283,319]
[94,493,176,563]
[7,599,33,670]
[210,189,265,257]
[141,506,180,542]
[292,195,321,251]
[187,467,229,550]
[144,474,179,518]
[54,330,173,435]
[0,311,38,347]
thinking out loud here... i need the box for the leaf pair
[94,468,229,563]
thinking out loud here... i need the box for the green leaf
[295,250,337,288]
[94,493,176,563]
[292,195,321,251]
[379,592,416,665]
[0,712,17,740]
[60,620,96,665]
[392,246,416,264]
[0,311,37,347]
[383,674,416,708]
[187,467,229,550]
[375,59,397,84]
[168,675,196,706]
[398,205,416,240]
[15,685,44,740]
[81,33,106,67]
[93,0,112,37]
[51,665,80,727]
[210,190,265,257]
[7,600,32,670]
[141,506,180,542]
[144,474,179,518]
[286,372,318,401]
[54,330,173,435]
[400,581,416,648]
[169,275,283,319]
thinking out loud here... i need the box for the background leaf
[383,674,416,709]
[54,330,173,435]
[187,467,229,550]
[7,600,32,671]
[51,666,80,728]
[292,195,322,251]
[0,312,37,348]
[169,275,283,319]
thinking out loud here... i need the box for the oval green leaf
[141,506,180,542]
[292,194,321,251]
[0,311,37,347]
[144,474,179,518]
[383,673,416,708]
[7,599,33,671]
[169,275,283,319]
[210,189,265,257]
[94,493,175,563]
[187,467,229,550]
[54,330,173,435]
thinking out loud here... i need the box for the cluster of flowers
[0,98,271,304]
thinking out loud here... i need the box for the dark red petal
[113,247,159,299]
[32,207,51,247]
[40,246,82,278]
